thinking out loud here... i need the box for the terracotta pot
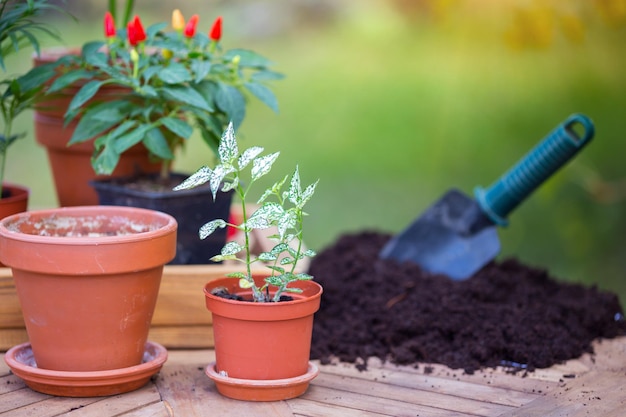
[33,47,160,207]
[0,183,29,267]
[0,206,177,372]
[204,276,323,400]
[0,182,28,220]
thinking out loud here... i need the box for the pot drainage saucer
[4,341,167,397]
[205,361,319,401]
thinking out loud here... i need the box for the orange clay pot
[204,276,322,400]
[0,183,29,267]
[33,48,160,207]
[0,206,177,372]
[0,183,29,218]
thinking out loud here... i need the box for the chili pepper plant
[41,8,283,179]
[175,122,319,302]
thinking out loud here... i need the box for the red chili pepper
[127,20,137,46]
[104,11,116,38]
[127,15,147,46]
[209,16,222,41]
[133,15,147,43]
[184,14,199,38]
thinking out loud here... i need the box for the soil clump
[309,231,626,373]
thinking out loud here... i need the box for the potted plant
[31,1,158,207]
[39,9,283,264]
[0,205,177,397]
[0,0,68,219]
[174,123,322,401]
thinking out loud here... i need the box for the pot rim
[0,205,177,246]
[0,182,30,203]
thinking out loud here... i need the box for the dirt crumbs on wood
[309,231,626,374]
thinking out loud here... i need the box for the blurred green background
[4,0,626,306]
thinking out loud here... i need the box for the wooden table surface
[1,336,625,417]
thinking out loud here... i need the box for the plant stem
[238,182,265,302]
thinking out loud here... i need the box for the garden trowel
[379,113,595,280]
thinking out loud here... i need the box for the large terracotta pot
[0,206,177,372]
[204,276,322,401]
[33,47,160,207]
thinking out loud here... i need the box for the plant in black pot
[42,8,282,264]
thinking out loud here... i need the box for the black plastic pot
[91,173,233,265]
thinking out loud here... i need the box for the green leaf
[244,81,279,113]
[226,272,247,280]
[191,60,211,83]
[143,128,174,160]
[161,117,193,139]
[251,152,280,181]
[221,241,243,256]
[173,166,213,191]
[91,137,120,175]
[224,49,273,68]
[200,219,227,240]
[247,203,283,229]
[277,210,297,240]
[17,63,56,92]
[68,102,127,145]
[218,122,238,164]
[112,124,152,154]
[300,179,319,209]
[158,62,192,84]
[251,70,285,82]
[215,84,245,129]
[288,166,302,205]
[67,80,104,113]
[238,146,263,170]
[209,164,235,200]
[47,69,94,93]
[162,86,211,111]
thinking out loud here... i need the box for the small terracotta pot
[0,206,177,372]
[33,47,160,207]
[204,276,322,400]
[0,182,29,217]
[0,183,29,267]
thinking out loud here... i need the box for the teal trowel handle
[474,113,594,226]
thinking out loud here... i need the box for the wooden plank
[0,373,26,395]
[310,372,516,416]
[299,384,480,417]
[0,328,28,352]
[316,362,539,407]
[0,269,22,328]
[155,350,295,417]
[116,401,173,417]
[0,388,51,414]
[1,395,102,417]
[54,384,162,417]
[497,371,626,417]
[288,399,391,417]
[148,325,213,349]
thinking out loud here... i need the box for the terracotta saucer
[205,361,319,401]
[4,341,167,397]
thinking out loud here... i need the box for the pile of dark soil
[309,231,626,373]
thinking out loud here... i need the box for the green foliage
[175,123,318,302]
[0,0,68,191]
[44,12,283,177]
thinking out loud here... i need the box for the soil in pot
[309,231,626,374]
